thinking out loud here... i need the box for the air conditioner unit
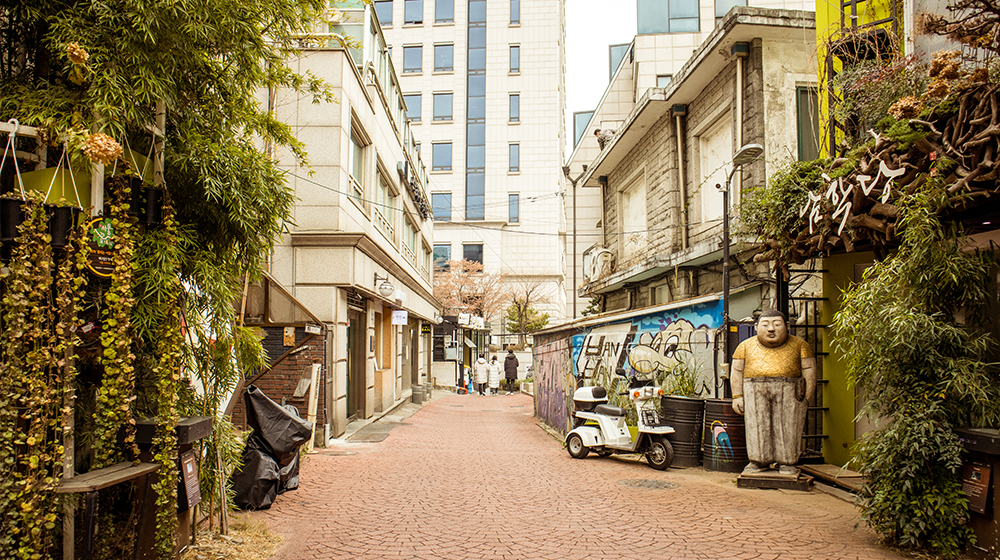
[397,160,409,183]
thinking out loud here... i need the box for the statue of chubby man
[730,310,816,477]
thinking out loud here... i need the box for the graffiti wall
[534,298,723,434]
[534,337,574,432]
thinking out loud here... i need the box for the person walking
[488,356,501,396]
[503,349,519,394]
[474,355,489,396]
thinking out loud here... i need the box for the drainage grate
[617,479,679,490]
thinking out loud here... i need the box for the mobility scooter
[565,368,675,470]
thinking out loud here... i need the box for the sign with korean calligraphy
[85,217,116,277]
[392,310,409,325]
[799,160,906,236]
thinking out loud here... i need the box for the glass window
[404,0,423,24]
[510,0,520,24]
[467,123,485,145]
[468,96,486,120]
[509,94,519,122]
[797,87,820,161]
[468,27,487,48]
[466,172,484,220]
[432,142,452,171]
[374,1,393,25]
[716,0,746,18]
[436,0,454,22]
[403,45,422,73]
[509,45,520,73]
[657,74,673,87]
[468,47,486,71]
[433,244,451,270]
[609,44,629,80]
[434,44,454,71]
[469,0,486,23]
[509,194,519,223]
[433,93,453,121]
[349,129,365,200]
[468,74,486,96]
[432,193,451,221]
[638,0,701,34]
[404,93,421,122]
[463,244,483,264]
[509,144,519,172]
[467,145,485,169]
[573,111,593,148]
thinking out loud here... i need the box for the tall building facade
[563,0,815,320]
[376,0,569,335]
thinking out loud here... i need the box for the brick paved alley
[256,392,905,560]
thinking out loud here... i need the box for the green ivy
[834,187,1000,558]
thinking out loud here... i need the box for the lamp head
[378,281,395,298]
[732,144,763,167]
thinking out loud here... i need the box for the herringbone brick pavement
[255,393,905,560]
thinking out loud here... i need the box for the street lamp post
[718,143,763,367]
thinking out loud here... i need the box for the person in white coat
[473,355,490,396]
[487,356,501,395]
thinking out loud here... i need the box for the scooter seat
[594,404,626,417]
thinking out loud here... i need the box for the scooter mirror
[615,368,627,377]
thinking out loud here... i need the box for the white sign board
[392,310,409,325]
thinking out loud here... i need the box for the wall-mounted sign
[458,313,470,326]
[178,449,202,510]
[392,310,409,325]
[283,326,296,346]
[962,462,991,515]
[471,315,485,329]
[421,324,432,333]
[305,324,322,335]
[85,217,116,277]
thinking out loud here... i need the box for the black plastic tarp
[230,385,313,509]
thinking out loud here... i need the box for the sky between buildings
[565,0,637,160]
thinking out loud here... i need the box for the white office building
[376,0,569,337]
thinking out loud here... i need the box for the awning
[464,337,476,348]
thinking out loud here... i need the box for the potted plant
[659,359,706,468]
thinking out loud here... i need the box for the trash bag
[277,404,303,493]
[278,452,300,494]
[243,385,314,467]
[231,435,279,510]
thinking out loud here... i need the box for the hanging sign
[392,310,409,325]
[421,324,432,333]
[471,315,485,329]
[85,217,116,278]
[458,313,471,326]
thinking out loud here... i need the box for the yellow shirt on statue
[733,335,813,378]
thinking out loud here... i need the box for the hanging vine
[92,176,138,468]
[0,191,88,559]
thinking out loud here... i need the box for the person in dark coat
[503,349,519,394]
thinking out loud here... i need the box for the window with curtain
[433,93,453,121]
[374,1,393,25]
[404,93,421,122]
[404,0,423,24]
[436,0,454,22]
[403,45,422,73]
[434,44,454,71]
[432,142,452,171]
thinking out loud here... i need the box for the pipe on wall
[675,114,688,251]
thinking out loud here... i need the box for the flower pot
[661,395,705,468]
[46,204,81,248]
[127,176,144,217]
[0,197,25,242]
[142,187,163,225]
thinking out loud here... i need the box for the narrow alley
[257,393,905,560]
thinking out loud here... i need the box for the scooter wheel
[566,433,589,459]
[645,436,673,470]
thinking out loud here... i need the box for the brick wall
[231,325,327,436]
